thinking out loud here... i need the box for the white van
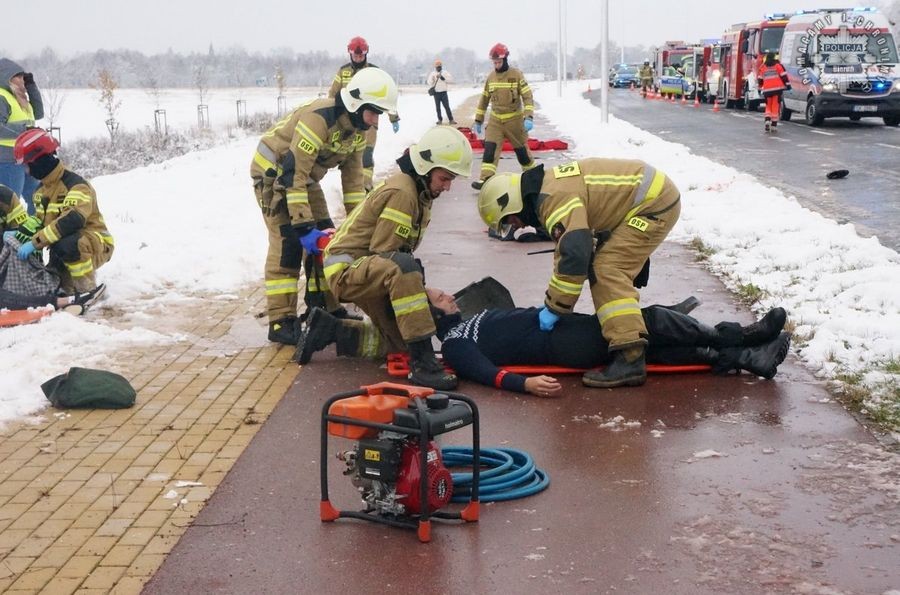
[779,7,900,126]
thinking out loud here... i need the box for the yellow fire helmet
[410,126,473,177]
[477,173,523,232]
[341,67,399,114]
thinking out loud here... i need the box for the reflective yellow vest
[0,87,35,148]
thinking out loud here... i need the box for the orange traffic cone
[712,97,721,112]
[587,84,592,95]
[681,93,687,105]
[692,93,700,108]
[669,93,676,103]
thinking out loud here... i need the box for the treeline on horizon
[11,43,652,89]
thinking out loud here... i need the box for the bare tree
[91,68,121,142]
[39,74,66,130]
[143,69,164,110]
[193,62,210,128]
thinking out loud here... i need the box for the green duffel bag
[41,367,136,409]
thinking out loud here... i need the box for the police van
[779,7,900,126]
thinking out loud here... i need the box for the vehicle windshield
[618,68,637,75]
[761,28,785,54]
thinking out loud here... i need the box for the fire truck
[716,14,789,110]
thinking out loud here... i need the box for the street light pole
[600,0,609,123]
[557,0,563,97]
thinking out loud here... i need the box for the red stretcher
[456,127,569,153]
[385,352,710,378]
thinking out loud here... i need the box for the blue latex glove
[17,241,36,260]
[524,118,534,132]
[538,306,560,332]
[2,230,15,243]
[474,122,482,135]
[299,228,327,255]
[392,121,400,133]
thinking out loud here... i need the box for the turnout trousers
[478,113,534,182]
[589,177,681,351]
[326,251,435,353]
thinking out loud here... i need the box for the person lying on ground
[0,283,105,316]
[294,289,791,397]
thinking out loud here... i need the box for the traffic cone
[669,93,676,103]
[587,84,592,95]
[681,93,687,105]
[692,93,700,108]
[712,97,721,112]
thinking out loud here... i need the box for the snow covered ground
[2,82,898,436]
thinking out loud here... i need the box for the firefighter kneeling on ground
[11,128,113,294]
[639,60,654,98]
[315,126,473,390]
[758,52,790,132]
[477,158,681,389]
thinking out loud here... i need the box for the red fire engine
[716,14,789,110]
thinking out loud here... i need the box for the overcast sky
[5,0,878,60]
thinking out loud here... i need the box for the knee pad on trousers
[279,224,301,269]
[362,146,375,169]
[380,251,422,275]
[483,141,498,163]
[50,233,81,262]
[514,146,531,166]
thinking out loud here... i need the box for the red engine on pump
[395,441,453,515]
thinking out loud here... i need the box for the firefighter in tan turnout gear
[316,127,473,390]
[477,158,681,388]
[471,43,535,190]
[12,128,113,293]
[328,36,401,196]
[251,67,399,345]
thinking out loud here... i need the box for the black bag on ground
[41,367,136,409]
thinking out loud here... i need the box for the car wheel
[805,97,824,126]
[883,115,900,127]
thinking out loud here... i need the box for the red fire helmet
[13,128,59,165]
[347,36,369,55]
[489,43,509,59]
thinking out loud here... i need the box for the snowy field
[1,82,898,436]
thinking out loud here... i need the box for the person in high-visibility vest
[0,59,43,213]
[757,52,791,132]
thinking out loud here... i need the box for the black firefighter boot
[293,308,340,364]
[582,346,647,388]
[711,307,787,347]
[408,338,458,391]
[708,332,792,379]
[268,316,301,346]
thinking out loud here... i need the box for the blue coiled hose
[441,446,550,503]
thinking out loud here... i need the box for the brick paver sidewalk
[0,287,294,593]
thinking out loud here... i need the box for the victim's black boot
[706,332,792,379]
[293,308,340,364]
[408,338,458,390]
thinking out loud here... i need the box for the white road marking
[875,143,900,150]
[809,129,836,136]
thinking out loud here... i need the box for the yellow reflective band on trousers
[549,274,583,296]
[323,253,355,282]
[481,163,497,174]
[491,110,524,121]
[360,324,382,359]
[624,170,666,222]
[391,292,429,317]
[66,258,94,278]
[597,297,641,324]
[306,275,327,292]
[379,207,412,227]
[545,197,584,230]
[265,278,298,296]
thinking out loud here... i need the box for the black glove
[633,258,651,288]
[23,72,35,85]
[316,218,335,231]
[439,75,445,80]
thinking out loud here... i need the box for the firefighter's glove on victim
[538,306,560,332]
[524,118,534,132]
[299,229,328,256]
[392,121,400,133]
[474,122,482,135]
[17,241,36,260]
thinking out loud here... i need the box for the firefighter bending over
[477,159,681,388]
[251,67,398,345]
[471,43,535,190]
[317,127,473,390]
